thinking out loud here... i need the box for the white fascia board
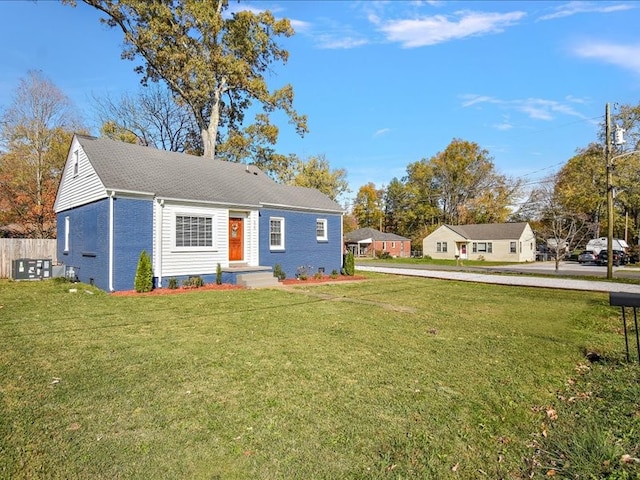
[260,202,343,214]
[157,196,260,209]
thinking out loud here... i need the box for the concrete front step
[236,271,283,289]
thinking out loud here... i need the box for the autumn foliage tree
[430,139,518,225]
[290,154,349,202]
[0,71,81,238]
[352,183,384,229]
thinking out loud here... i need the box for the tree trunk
[202,88,222,159]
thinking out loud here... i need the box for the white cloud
[376,10,526,48]
[494,116,514,131]
[373,128,391,137]
[461,94,590,122]
[460,94,501,108]
[573,41,640,75]
[315,35,369,49]
[289,19,312,34]
[538,1,635,21]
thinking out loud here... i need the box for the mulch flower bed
[281,275,366,285]
[112,275,367,296]
[111,283,243,296]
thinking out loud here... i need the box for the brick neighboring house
[344,228,411,258]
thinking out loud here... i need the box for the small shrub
[273,264,286,281]
[423,255,432,260]
[134,250,153,293]
[216,263,222,285]
[167,277,178,290]
[344,251,355,276]
[183,276,204,288]
[313,272,324,280]
[375,250,392,259]
[330,269,339,279]
[296,265,312,280]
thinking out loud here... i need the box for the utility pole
[606,103,614,280]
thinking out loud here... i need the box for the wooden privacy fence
[0,239,57,278]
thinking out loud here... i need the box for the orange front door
[229,217,243,261]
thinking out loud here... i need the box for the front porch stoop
[236,271,283,289]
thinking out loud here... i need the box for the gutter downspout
[108,190,115,292]
[157,199,164,287]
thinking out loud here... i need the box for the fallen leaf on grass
[67,422,81,431]
[621,454,640,464]
[451,462,459,472]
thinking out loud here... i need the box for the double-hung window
[175,215,213,248]
[270,217,285,250]
[510,241,517,253]
[316,219,327,241]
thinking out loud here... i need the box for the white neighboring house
[422,222,536,262]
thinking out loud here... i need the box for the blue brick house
[54,134,344,292]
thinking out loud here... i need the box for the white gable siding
[518,224,536,262]
[423,226,466,259]
[54,138,107,213]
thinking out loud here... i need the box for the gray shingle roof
[76,135,342,212]
[445,222,529,240]
[344,227,410,242]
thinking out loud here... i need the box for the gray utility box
[12,258,52,281]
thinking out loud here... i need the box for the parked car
[597,249,629,266]
[578,250,598,264]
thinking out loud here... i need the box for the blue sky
[2,1,640,205]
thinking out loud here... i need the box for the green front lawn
[1,275,638,479]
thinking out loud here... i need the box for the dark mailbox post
[609,292,640,363]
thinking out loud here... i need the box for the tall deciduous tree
[352,183,384,229]
[290,154,349,202]
[67,0,307,160]
[383,177,407,235]
[554,143,606,238]
[430,138,519,225]
[0,71,82,238]
[401,159,440,235]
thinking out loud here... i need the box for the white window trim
[316,218,328,242]
[172,212,216,252]
[269,217,285,250]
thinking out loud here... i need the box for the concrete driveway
[356,262,640,294]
